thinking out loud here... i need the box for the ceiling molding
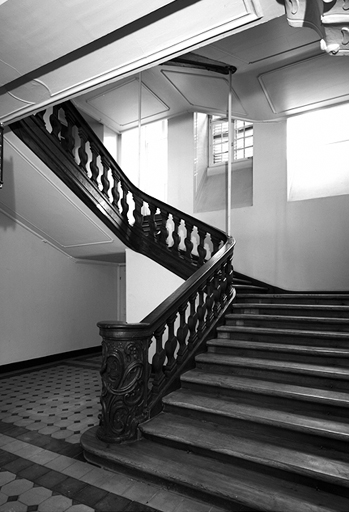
[258,52,349,114]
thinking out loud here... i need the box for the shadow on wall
[0,155,17,230]
[194,164,253,213]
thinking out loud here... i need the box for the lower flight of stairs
[82,277,349,511]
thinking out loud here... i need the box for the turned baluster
[35,110,46,128]
[226,256,234,299]
[171,215,181,255]
[164,313,178,376]
[187,292,198,351]
[61,109,75,156]
[158,209,169,247]
[184,220,194,264]
[77,126,89,174]
[211,233,222,256]
[176,302,189,365]
[120,182,130,222]
[197,228,208,265]
[49,106,62,140]
[205,275,215,329]
[151,325,166,396]
[89,141,100,186]
[148,202,158,241]
[133,194,143,230]
[197,285,206,340]
[111,169,120,211]
[213,269,222,318]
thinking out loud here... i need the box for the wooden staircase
[82,276,349,511]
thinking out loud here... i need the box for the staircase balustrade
[10,101,236,444]
[11,102,226,279]
[97,237,235,443]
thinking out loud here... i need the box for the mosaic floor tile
[0,354,229,512]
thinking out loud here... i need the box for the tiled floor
[0,354,226,512]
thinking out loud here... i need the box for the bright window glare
[287,103,349,201]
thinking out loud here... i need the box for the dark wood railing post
[96,321,151,444]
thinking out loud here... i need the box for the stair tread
[196,352,349,378]
[82,427,349,512]
[207,338,349,356]
[141,412,349,485]
[226,313,349,324]
[217,324,349,339]
[232,303,349,311]
[235,294,349,299]
[165,385,349,438]
[181,369,349,406]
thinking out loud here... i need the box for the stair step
[232,303,349,318]
[235,284,269,293]
[235,294,349,305]
[207,338,349,365]
[217,324,349,347]
[195,352,349,390]
[81,427,349,512]
[226,313,349,332]
[196,352,349,379]
[140,412,349,488]
[179,368,349,422]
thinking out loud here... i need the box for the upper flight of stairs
[82,276,349,511]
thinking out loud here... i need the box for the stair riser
[217,329,349,348]
[84,443,249,512]
[207,346,349,367]
[226,318,349,332]
[235,286,269,294]
[232,307,349,318]
[195,361,349,391]
[140,425,349,492]
[163,401,349,446]
[236,296,349,305]
[179,381,349,422]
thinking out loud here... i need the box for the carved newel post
[96,321,151,444]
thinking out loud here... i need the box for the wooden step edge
[232,304,349,311]
[181,370,349,408]
[164,389,349,441]
[225,314,349,324]
[141,413,349,488]
[195,353,349,379]
[235,294,349,299]
[81,427,349,512]
[207,339,349,357]
[217,325,349,339]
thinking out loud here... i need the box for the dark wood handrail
[11,101,227,279]
[10,102,236,444]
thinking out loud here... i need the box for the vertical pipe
[0,124,3,188]
[226,71,233,236]
[138,72,142,189]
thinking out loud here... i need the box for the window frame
[208,115,253,167]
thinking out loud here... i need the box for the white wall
[196,121,349,291]
[126,248,183,323]
[168,113,194,215]
[0,211,120,365]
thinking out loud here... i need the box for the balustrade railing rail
[11,101,226,279]
[10,101,236,444]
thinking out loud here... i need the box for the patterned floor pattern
[0,353,226,512]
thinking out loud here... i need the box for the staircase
[83,275,349,511]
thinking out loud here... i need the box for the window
[209,115,253,165]
[287,103,349,201]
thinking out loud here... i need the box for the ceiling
[74,16,349,132]
[1,0,348,262]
